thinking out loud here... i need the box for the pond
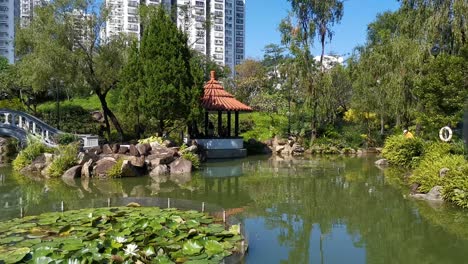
[1,155,468,263]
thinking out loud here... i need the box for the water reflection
[1,156,468,263]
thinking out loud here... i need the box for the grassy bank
[382,135,468,208]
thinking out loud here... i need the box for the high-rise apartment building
[0,0,14,63]
[0,0,49,63]
[105,0,172,40]
[20,0,48,27]
[105,0,245,73]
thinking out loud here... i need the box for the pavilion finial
[210,70,216,80]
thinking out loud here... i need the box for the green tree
[234,59,268,107]
[123,6,200,136]
[15,0,127,139]
[280,0,344,142]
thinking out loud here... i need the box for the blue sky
[245,0,401,59]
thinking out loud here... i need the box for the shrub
[47,143,79,177]
[12,141,54,171]
[179,145,200,169]
[56,133,79,145]
[410,142,466,193]
[37,104,98,134]
[442,163,468,208]
[382,135,424,168]
[107,158,124,178]
[138,136,163,145]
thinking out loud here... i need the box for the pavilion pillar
[217,111,222,136]
[227,111,231,137]
[234,111,239,137]
[204,111,209,136]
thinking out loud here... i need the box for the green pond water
[1,155,468,263]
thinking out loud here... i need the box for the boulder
[118,146,129,154]
[148,148,176,164]
[62,165,82,179]
[102,144,113,154]
[77,152,99,165]
[120,160,142,177]
[411,186,443,201]
[128,144,139,156]
[292,143,305,154]
[81,159,93,178]
[94,158,117,178]
[112,144,120,154]
[150,165,169,177]
[169,158,192,174]
[162,140,177,148]
[275,145,285,153]
[410,183,421,194]
[136,143,151,156]
[150,141,162,150]
[375,159,389,166]
[126,156,145,168]
[180,145,197,154]
[439,168,450,178]
[87,146,102,155]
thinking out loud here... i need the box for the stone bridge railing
[0,109,99,148]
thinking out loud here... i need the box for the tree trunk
[380,115,384,135]
[320,26,326,72]
[97,92,124,141]
[159,119,164,137]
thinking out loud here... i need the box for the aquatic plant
[0,206,246,263]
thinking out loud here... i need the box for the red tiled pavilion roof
[201,71,253,112]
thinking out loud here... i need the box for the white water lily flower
[124,243,139,256]
[114,236,127,243]
[68,259,80,264]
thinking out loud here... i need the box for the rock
[81,159,93,178]
[149,148,176,164]
[118,146,129,154]
[292,143,305,154]
[62,165,82,179]
[112,144,120,154]
[180,145,197,154]
[120,160,142,177]
[150,165,169,177]
[375,159,389,166]
[87,146,102,155]
[169,158,192,174]
[375,148,383,153]
[411,186,443,201]
[102,144,113,154]
[162,140,176,148]
[91,111,104,122]
[135,143,151,156]
[125,156,145,168]
[410,183,421,194]
[43,153,54,164]
[150,141,162,150]
[77,152,99,165]
[94,158,117,178]
[439,168,450,178]
[264,139,273,147]
[128,144,139,156]
[275,145,285,153]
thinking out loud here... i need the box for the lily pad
[204,240,224,256]
[1,247,30,263]
[182,240,203,256]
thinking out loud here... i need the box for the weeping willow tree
[279,0,344,142]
